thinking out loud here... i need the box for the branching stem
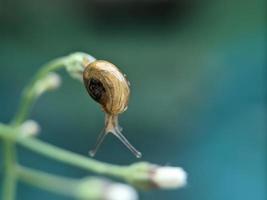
[17,137,128,179]
[16,166,79,198]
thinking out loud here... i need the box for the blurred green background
[0,0,266,199]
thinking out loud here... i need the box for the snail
[83,60,142,158]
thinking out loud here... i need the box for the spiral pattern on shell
[83,60,130,115]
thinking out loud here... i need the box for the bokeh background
[0,0,266,199]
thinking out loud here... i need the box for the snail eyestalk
[89,115,142,158]
[88,129,107,157]
[111,115,142,158]
[112,129,142,158]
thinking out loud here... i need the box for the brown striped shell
[83,60,130,115]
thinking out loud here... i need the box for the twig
[2,141,17,200]
[17,137,127,179]
[16,165,79,198]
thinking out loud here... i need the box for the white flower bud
[20,120,40,137]
[76,177,138,200]
[105,183,138,200]
[151,167,187,189]
[126,162,187,190]
[46,73,61,89]
[34,72,61,96]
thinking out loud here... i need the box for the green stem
[1,140,17,200]
[16,166,79,198]
[17,137,128,179]
[0,125,129,182]
[11,57,67,126]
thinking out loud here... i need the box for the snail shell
[83,60,130,115]
[83,60,142,158]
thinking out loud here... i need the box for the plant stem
[11,57,67,126]
[16,166,79,198]
[2,140,17,200]
[17,137,128,179]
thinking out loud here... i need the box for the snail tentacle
[89,128,107,157]
[112,128,142,158]
[112,131,142,158]
[111,115,142,158]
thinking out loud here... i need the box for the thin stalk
[1,140,17,200]
[16,166,79,198]
[17,137,128,179]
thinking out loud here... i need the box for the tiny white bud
[35,73,61,97]
[45,72,61,89]
[20,120,40,137]
[151,167,187,189]
[77,177,138,200]
[34,72,61,96]
[105,183,138,200]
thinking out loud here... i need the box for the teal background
[0,0,266,199]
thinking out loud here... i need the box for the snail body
[83,60,142,158]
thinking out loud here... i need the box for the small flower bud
[65,52,96,81]
[105,183,138,200]
[34,72,61,97]
[150,166,187,189]
[125,162,187,190]
[20,120,40,137]
[76,177,138,200]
